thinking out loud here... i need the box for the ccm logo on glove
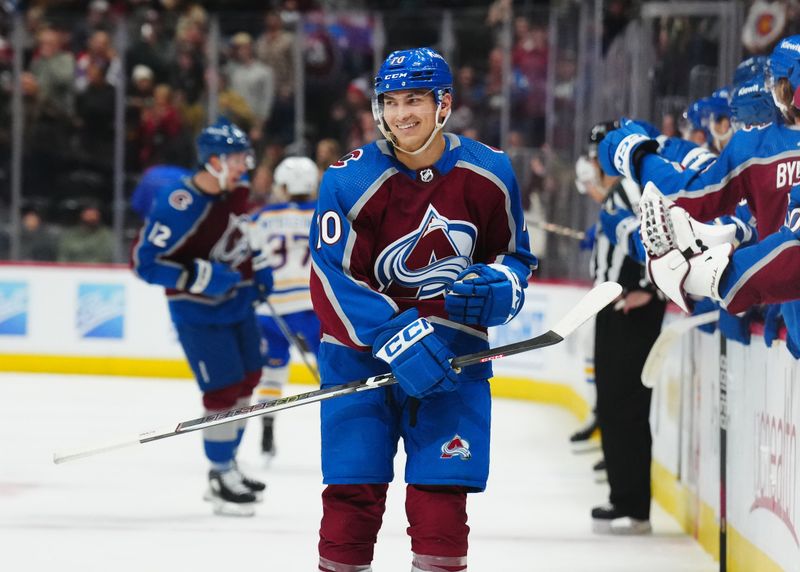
[375,318,434,362]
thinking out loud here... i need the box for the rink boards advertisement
[2,263,799,569]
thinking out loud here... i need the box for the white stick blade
[53,435,142,464]
[550,281,622,339]
[641,310,719,388]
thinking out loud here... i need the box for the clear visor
[224,150,256,170]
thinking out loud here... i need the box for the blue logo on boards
[0,282,28,335]
[77,284,125,339]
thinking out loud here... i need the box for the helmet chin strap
[379,103,452,157]
[204,154,230,192]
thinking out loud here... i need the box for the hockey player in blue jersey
[310,47,537,572]
[251,156,321,461]
[131,118,274,516]
[599,37,800,317]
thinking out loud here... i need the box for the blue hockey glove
[763,304,783,348]
[251,251,274,300]
[597,118,660,181]
[373,308,458,399]
[186,259,241,297]
[718,308,753,346]
[692,298,719,334]
[445,263,525,327]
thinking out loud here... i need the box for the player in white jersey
[251,156,321,460]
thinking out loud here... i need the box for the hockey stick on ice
[53,281,622,464]
[264,299,320,383]
[641,310,719,388]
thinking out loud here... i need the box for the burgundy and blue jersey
[638,121,800,237]
[310,134,538,383]
[131,176,258,325]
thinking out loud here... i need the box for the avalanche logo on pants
[441,434,471,460]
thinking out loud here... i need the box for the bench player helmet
[196,117,254,190]
[273,156,319,197]
[730,75,778,128]
[734,55,769,87]
[372,47,453,155]
[684,93,732,150]
[767,35,800,118]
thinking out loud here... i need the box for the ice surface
[0,374,715,571]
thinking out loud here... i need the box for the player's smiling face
[382,89,447,151]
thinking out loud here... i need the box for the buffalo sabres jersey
[310,133,538,384]
[252,200,316,315]
[639,121,800,237]
[131,176,257,325]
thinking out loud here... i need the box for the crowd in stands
[0,0,568,266]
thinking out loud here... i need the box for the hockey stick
[264,299,320,383]
[525,216,586,241]
[641,310,719,388]
[719,333,729,572]
[53,281,622,464]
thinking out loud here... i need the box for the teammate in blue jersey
[309,48,538,572]
[131,118,274,516]
[251,156,321,461]
[599,37,800,317]
[130,164,192,219]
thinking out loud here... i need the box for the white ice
[0,374,715,572]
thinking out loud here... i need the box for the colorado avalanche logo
[441,434,471,460]
[374,205,476,299]
[168,189,193,211]
[210,213,251,269]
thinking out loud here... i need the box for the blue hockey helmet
[684,93,732,150]
[733,55,769,86]
[372,47,454,155]
[730,75,778,127]
[374,47,453,103]
[195,117,253,167]
[768,36,800,90]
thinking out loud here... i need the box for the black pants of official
[594,296,666,520]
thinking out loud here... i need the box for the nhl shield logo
[441,434,471,460]
[420,168,434,183]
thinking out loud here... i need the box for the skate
[591,504,651,535]
[233,463,266,502]
[569,417,600,453]
[205,469,257,516]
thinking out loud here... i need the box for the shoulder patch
[168,189,194,211]
[330,149,363,169]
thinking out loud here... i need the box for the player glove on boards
[251,251,274,299]
[187,259,241,296]
[597,118,660,181]
[444,263,524,327]
[373,308,458,398]
[639,183,734,312]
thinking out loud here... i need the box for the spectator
[127,15,170,85]
[25,27,76,198]
[128,64,155,117]
[28,27,75,123]
[212,74,253,134]
[59,205,115,263]
[19,207,59,262]
[75,61,115,170]
[137,84,184,168]
[315,137,341,174]
[226,32,275,146]
[255,10,295,91]
[170,47,206,136]
[71,0,113,55]
[75,30,121,93]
